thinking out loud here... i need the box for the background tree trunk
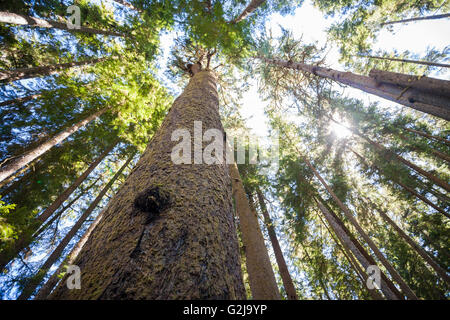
[0,58,105,84]
[230,164,280,299]
[381,13,450,26]
[256,188,298,300]
[0,107,109,183]
[231,0,265,23]
[18,155,133,300]
[49,69,246,300]
[0,12,124,37]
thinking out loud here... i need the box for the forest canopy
[0,0,448,301]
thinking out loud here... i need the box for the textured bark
[259,56,450,120]
[349,147,449,218]
[0,11,124,37]
[361,55,450,69]
[375,208,450,285]
[0,58,105,84]
[49,70,246,300]
[0,93,42,107]
[229,164,280,299]
[301,156,418,299]
[18,156,132,300]
[231,0,265,23]
[316,200,395,300]
[369,69,450,98]
[404,127,450,146]
[381,13,450,26]
[255,189,298,300]
[0,108,108,184]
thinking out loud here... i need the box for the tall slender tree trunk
[34,189,107,300]
[315,209,384,300]
[374,206,450,285]
[255,188,298,300]
[231,0,265,23]
[37,142,118,223]
[49,67,246,299]
[349,147,449,218]
[0,58,105,84]
[360,54,450,68]
[404,127,450,146]
[0,107,109,184]
[229,164,280,299]
[0,12,124,37]
[0,93,42,107]
[381,13,450,26]
[18,155,133,300]
[0,143,118,271]
[329,117,450,193]
[259,56,450,120]
[299,153,418,299]
[315,199,396,299]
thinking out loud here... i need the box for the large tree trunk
[0,143,118,271]
[0,58,105,84]
[0,12,124,37]
[18,155,133,300]
[49,68,246,300]
[374,206,450,285]
[301,155,418,299]
[229,164,280,299]
[381,13,450,26]
[0,93,42,107]
[0,107,108,184]
[360,55,450,69]
[255,188,298,300]
[349,147,449,218]
[404,127,450,146]
[315,200,396,299]
[231,0,265,23]
[259,56,450,120]
[369,69,450,99]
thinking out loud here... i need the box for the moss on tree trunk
[49,70,246,299]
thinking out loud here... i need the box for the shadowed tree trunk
[0,58,105,84]
[18,155,133,300]
[49,66,246,299]
[369,69,450,98]
[349,147,449,218]
[0,107,109,184]
[34,178,116,299]
[0,93,42,107]
[315,199,396,300]
[381,13,450,26]
[0,12,124,37]
[0,143,118,271]
[359,55,450,68]
[255,188,298,300]
[231,0,265,23]
[404,127,450,146]
[229,164,280,299]
[372,205,450,285]
[259,56,450,120]
[302,155,418,299]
